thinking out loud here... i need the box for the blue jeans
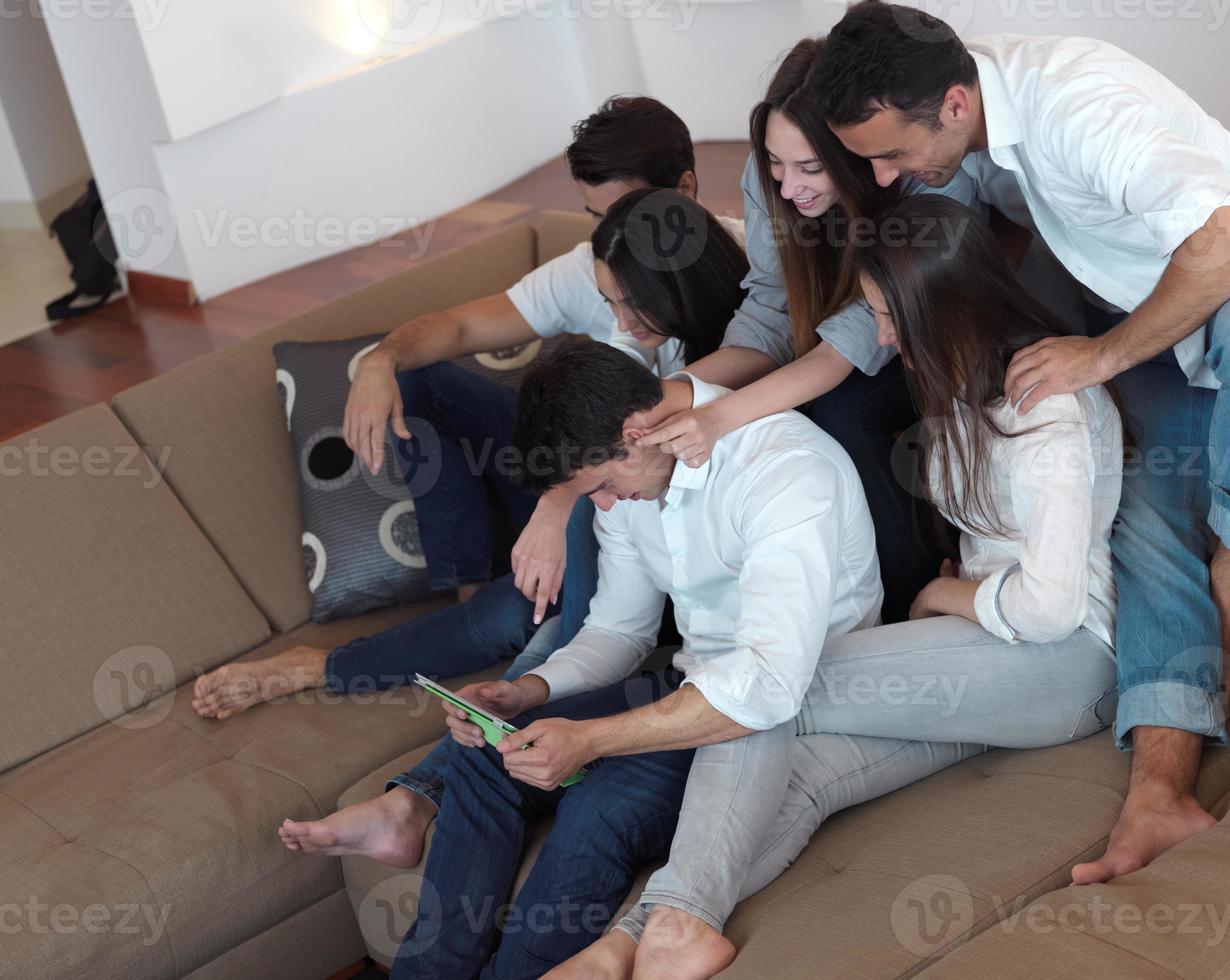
[387,496,602,809]
[389,669,693,980]
[395,362,537,589]
[1093,301,1230,747]
[323,575,549,694]
[808,357,949,624]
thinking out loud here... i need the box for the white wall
[0,101,35,204]
[153,12,594,299]
[904,0,1230,126]
[40,0,190,278]
[630,0,848,140]
[0,6,89,219]
[37,0,1230,298]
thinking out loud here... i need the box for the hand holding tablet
[414,674,587,787]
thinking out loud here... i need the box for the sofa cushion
[182,890,365,980]
[156,601,504,811]
[536,209,592,265]
[0,842,178,979]
[73,760,333,975]
[0,403,271,772]
[917,769,1230,978]
[111,221,537,633]
[717,736,1230,978]
[1,598,505,975]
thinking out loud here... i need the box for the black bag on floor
[45,179,120,321]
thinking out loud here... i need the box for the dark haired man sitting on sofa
[280,341,975,978]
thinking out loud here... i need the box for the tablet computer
[414,674,586,787]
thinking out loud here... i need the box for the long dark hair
[591,188,748,364]
[858,195,1067,536]
[751,37,900,357]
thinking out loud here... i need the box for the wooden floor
[0,142,751,443]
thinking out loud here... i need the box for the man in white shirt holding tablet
[814,0,1230,882]
[360,340,975,979]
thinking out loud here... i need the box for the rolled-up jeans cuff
[1207,483,1230,551]
[323,646,346,694]
[385,773,444,812]
[615,902,648,943]
[1113,679,1228,750]
[618,893,726,938]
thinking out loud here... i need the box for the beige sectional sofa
[3,211,1230,979]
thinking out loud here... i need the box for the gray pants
[618,615,1118,937]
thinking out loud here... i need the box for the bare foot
[1072,726,1214,884]
[542,929,637,980]
[278,787,437,869]
[192,645,328,719]
[633,908,735,980]
[1071,790,1215,884]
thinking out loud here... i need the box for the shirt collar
[970,49,1024,160]
[661,372,728,505]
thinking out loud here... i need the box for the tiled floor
[0,227,79,347]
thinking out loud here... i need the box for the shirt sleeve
[526,502,666,701]
[816,299,898,376]
[719,154,795,367]
[506,242,607,339]
[1038,79,1230,258]
[681,451,844,729]
[972,396,1097,644]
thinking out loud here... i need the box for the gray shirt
[721,154,986,375]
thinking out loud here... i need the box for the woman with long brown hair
[640,37,961,623]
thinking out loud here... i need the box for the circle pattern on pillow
[302,532,327,593]
[301,426,360,492]
[475,339,541,372]
[379,499,428,568]
[348,342,380,382]
[274,330,560,623]
[275,368,296,430]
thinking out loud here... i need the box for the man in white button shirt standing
[378,339,965,978]
[814,0,1230,883]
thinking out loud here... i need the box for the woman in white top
[578,194,1123,980]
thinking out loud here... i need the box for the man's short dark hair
[566,96,695,189]
[512,340,663,495]
[816,1,977,129]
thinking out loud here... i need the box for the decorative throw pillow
[274,332,556,623]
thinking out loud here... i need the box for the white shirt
[506,215,746,378]
[527,374,883,730]
[933,384,1122,647]
[961,34,1230,389]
